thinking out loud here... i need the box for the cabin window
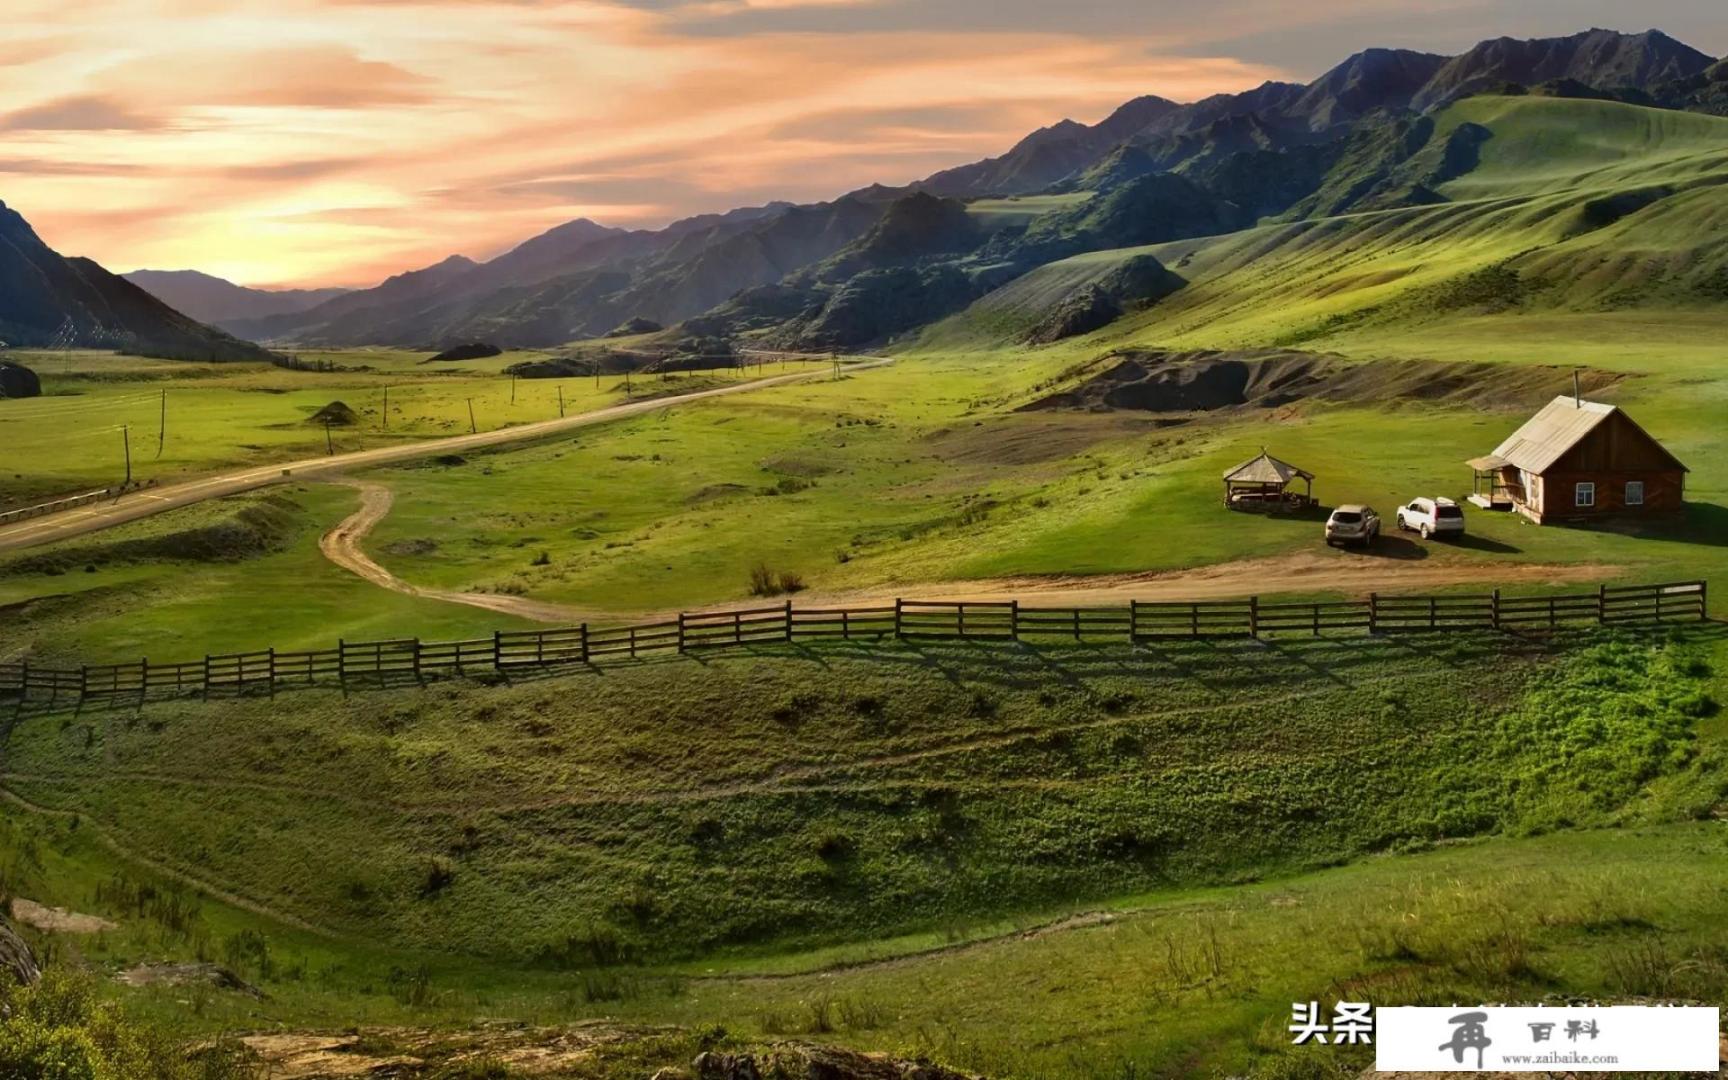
[1575,482,1596,508]
[1625,480,1645,506]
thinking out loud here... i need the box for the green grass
[0,348,779,506]
[0,486,526,665]
[3,628,1718,961]
[0,626,1722,1077]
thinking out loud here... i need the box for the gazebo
[1222,449,1314,511]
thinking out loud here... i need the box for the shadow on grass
[1354,535,1428,561]
[1449,533,1521,555]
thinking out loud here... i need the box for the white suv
[1397,497,1465,540]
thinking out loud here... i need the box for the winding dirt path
[0,355,890,553]
[320,480,590,622]
[320,477,1620,625]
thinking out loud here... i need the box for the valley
[3,22,1728,1080]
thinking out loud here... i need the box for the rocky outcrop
[0,359,42,399]
[1025,285,1122,344]
[425,342,502,363]
[309,401,359,426]
[0,914,41,986]
[606,317,664,337]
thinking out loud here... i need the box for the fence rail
[0,580,1707,707]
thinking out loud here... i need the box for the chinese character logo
[1439,1011,1492,1068]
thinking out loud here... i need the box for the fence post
[141,656,149,697]
[958,604,967,639]
[784,600,793,642]
[677,612,687,653]
[1129,599,1140,642]
[580,623,590,663]
[1368,592,1379,635]
[1491,588,1501,631]
[1190,603,1199,638]
[1654,588,1664,624]
[267,647,276,696]
[1311,604,1319,638]
[1009,599,1019,641]
[411,639,422,679]
[492,630,503,671]
[1248,595,1259,639]
[1428,596,1437,631]
[1700,580,1708,621]
[79,665,88,702]
[1597,583,1608,625]
[894,598,904,638]
[203,653,213,697]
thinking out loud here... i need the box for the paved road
[0,357,889,552]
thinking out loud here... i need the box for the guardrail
[0,581,1707,707]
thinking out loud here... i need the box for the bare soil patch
[117,961,261,997]
[1026,349,1624,415]
[10,897,117,934]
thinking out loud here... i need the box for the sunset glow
[0,0,1285,287]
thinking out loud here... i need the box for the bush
[0,970,257,1079]
[747,565,808,597]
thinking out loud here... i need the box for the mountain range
[78,27,1728,357]
[0,202,279,362]
[121,270,350,325]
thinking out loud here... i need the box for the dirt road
[320,481,591,622]
[319,477,1619,625]
[0,356,888,553]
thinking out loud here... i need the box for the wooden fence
[0,581,1707,707]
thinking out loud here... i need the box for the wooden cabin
[1466,396,1686,524]
[1223,450,1314,511]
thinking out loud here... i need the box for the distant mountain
[1411,28,1714,110]
[0,201,278,362]
[124,269,349,326]
[915,30,1714,201]
[218,27,1723,354]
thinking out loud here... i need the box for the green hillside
[939,96,1728,353]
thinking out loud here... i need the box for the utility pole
[122,425,132,486]
[467,398,477,433]
[323,418,334,455]
[557,385,565,418]
[382,386,389,431]
[155,389,166,459]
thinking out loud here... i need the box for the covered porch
[1464,454,1520,511]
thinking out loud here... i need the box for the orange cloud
[0,0,1287,288]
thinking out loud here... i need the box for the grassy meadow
[0,625,1723,1076]
[0,348,783,506]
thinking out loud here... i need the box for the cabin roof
[1222,450,1313,485]
[1489,396,1688,475]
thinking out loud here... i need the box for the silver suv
[1397,497,1465,540]
[1325,504,1380,547]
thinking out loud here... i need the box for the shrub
[747,564,807,597]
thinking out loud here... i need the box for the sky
[2,1,1723,289]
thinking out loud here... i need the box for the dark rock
[309,401,359,426]
[0,914,41,986]
[605,317,663,337]
[0,359,42,400]
[425,342,502,363]
[1025,285,1122,345]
